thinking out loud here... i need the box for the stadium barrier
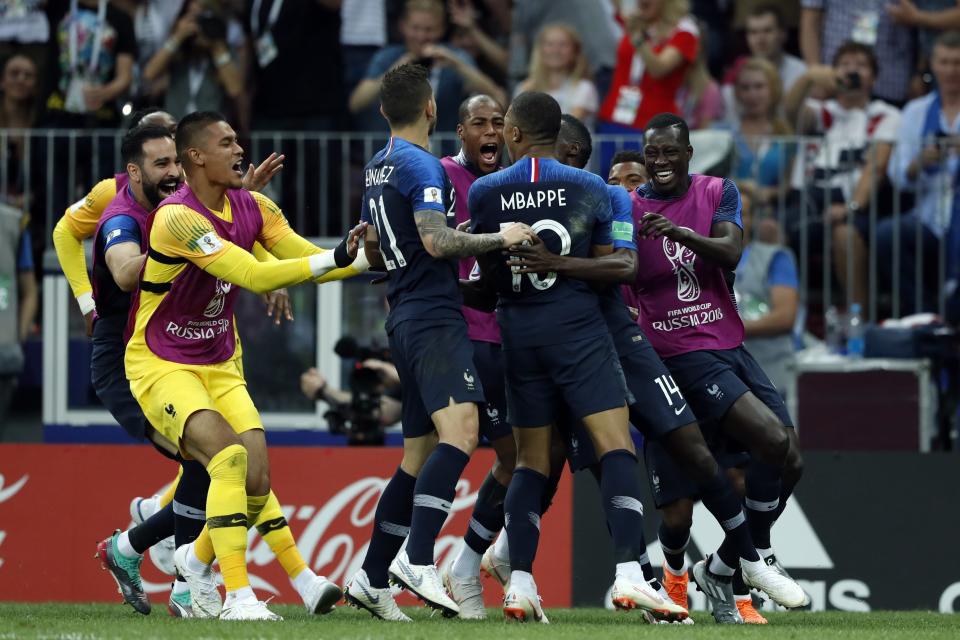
[571,451,960,612]
[2,444,957,612]
[0,444,573,606]
[0,128,949,435]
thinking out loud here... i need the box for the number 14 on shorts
[653,374,687,413]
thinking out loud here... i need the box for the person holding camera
[299,359,403,432]
[348,0,506,133]
[142,0,244,120]
[785,41,900,310]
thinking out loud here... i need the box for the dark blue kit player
[468,91,686,624]
[345,63,534,621]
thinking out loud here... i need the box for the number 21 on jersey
[368,195,406,270]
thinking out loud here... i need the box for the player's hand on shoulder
[639,212,688,242]
[498,222,536,248]
[242,152,285,192]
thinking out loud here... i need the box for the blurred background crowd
[2,0,958,446]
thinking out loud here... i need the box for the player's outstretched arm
[414,209,535,259]
[508,240,638,284]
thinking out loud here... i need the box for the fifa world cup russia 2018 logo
[662,236,700,302]
[203,278,232,318]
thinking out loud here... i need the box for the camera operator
[142,0,244,119]
[300,358,403,443]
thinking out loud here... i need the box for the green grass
[0,604,958,640]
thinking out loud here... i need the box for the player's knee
[246,467,271,496]
[758,425,789,467]
[661,502,693,531]
[207,443,247,482]
[783,442,804,487]
[678,441,719,485]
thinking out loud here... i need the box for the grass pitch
[0,604,957,640]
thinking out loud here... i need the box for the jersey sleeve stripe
[147,248,187,265]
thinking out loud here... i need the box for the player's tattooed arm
[639,215,743,270]
[508,240,638,284]
[414,209,535,258]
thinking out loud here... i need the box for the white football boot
[442,566,486,619]
[343,569,411,621]
[172,543,222,618]
[389,550,459,617]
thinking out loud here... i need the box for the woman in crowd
[677,24,723,129]
[597,0,700,169]
[724,57,795,208]
[515,23,598,126]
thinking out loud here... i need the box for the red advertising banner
[0,444,572,607]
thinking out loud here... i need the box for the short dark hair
[933,30,960,52]
[558,113,592,165]
[644,112,690,144]
[832,40,878,76]
[122,124,174,167]
[610,150,645,166]
[176,111,226,159]
[381,64,433,126]
[509,91,561,143]
[748,3,785,29]
[457,94,501,124]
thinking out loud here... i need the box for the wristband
[333,236,352,268]
[77,292,96,316]
[308,250,338,276]
[352,249,370,273]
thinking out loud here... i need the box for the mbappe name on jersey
[500,188,567,211]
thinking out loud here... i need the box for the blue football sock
[599,449,647,563]
[744,459,782,552]
[699,466,760,562]
[658,522,690,573]
[362,467,416,588]
[504,467,548,573]
[173,460,209,549]
[463,472,507,555]
[406,443,470,565]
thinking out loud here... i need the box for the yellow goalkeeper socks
[157,466,183,508]
[205,444,250,592]
[255,491,309,582]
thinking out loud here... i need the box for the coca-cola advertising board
[0,444,573,606]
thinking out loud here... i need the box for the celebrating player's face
[138,137,182,209]
[608,161,648,192]
[458,99,504,175]
[198,121,245,189]
[643,127,692,196]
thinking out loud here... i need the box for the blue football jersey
[468,156,612,349]
[599,185,643,356]
[360,137,461,331]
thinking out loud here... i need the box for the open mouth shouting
[232,159,244,178]
[158,178,181,198]
[653,168,676,186]
[478,142,499,169]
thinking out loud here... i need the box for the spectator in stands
[340,0,388,94]
[142,1,244,120]
[724,57,794,207]
[246,0,345,131]
[723,3,807,123]
[676,24,724,129]
[786,41,900,309]
[0,53,45,251]
[886,30,960,315]
[509,0,619,98]
[887,1,960,62]
[596,0,699,170]
[0,2,51,99]
[0,204,38,429]
[514,24,598,127]
[735,185,799,396]
[607,149,648,191]
[349,0,506,133]
[130,0,185,101]
[448,0,510,87]
[44,0,137,127]
[800,0,915,106]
